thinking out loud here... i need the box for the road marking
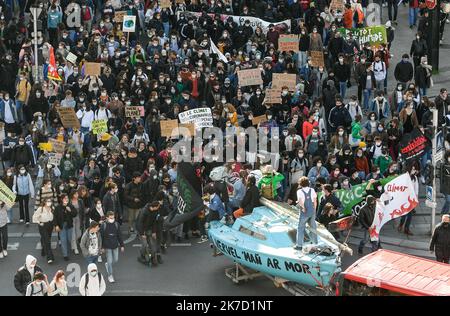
[23,233,41,238]
[123,232,137,245]
[7,242,20,250]
[36,242,58,250]
[171,243,192,247]
[132,244,140,248]
[8,233,22,238]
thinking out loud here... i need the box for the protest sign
[160,120,180,137]
[369,174,419,241]
[265,89,282,104]
[123,15,136,32]
[84,62,101,76]
[399,128,430,162]
[177,124,196,136]
[92,120,108,135]
[125,106,141,118]
[48,138,66,153]
[114,11,127,22]
[330,0,345,12]
[238,68,263,87]
[160,0,172,8]
[252,115,268,125]
[48,153,63,167]
[0,180,16,209]
[66,52,78,65]
[271,73,297,91]
[278,34,299,52]
[310,51,325,68]
[58,107,80,129]
[38,143,52,152]
[178,108,213,128]
[338,25,387,47]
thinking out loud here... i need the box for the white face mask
[338,131,344,136]
[90,271,98,277]
[108,218,115,223]
[6,172,12,177]
[20,170,26,174]
[317,163,322,168]
[19,141,25,145]
[46,202,52,207]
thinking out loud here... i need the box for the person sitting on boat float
[233,175,261,219]
[202,184,228,225]
[258,164,285,201]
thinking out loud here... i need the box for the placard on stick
[252,115,268,126]
[238,68,263,87]
[330,0,345,12]
[84,62,101,76]
[278,34,299,52]
[114,11,127,23]
[271,73,297,91]
[92,120,108,135]
[58,107,80,129]
[265,89,282,104]
[160,0,172,8]
[123,15,136,32]
[160,119,179,137]
[48,138,66,153]
[0,180,16,209]
[310,51,325,68]
[125,106,141,118]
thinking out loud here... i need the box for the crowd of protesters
[0,0,449,296]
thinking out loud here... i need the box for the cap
[359,141,367,148]
[101,133,112,142]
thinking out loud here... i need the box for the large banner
[317,176,396,217]
[399,128,430,162]
[178,108,213,128]
[369,174,419,241]
[178,11,291,33]
[165,162,204,229]
[338,25,387,46]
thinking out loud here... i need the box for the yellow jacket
[16,79,31,103]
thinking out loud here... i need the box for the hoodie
[79,263,106,296]
[14,255,43,295]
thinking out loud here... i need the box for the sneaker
[293,245,302,251]
[47,259,53,264]
[129,228,135,233]
[0,252,3,259]
[157,254,163,264]
[420,176,426,184]
[446,19,450,24]
[7,219,10,224]
[19,219,24,223]
[200,235,208,242]
[25,222,30,226]
[98,256,102,263]
[3,250,7,257]
[440,40,443,45]
[73,248,79,255]
[108,275,115,283]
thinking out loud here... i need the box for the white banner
[178,11,291,33]
[210,39,228,63]
[369,174,419,241]
[178,108,213,128]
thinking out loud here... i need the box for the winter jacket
[100,221,124,249]
[124,182,145,209]
[394,61,414,83]
[102,192,123,218]
[429,222,450,258]
[123,157,144,182]
[13,173,35,197]
[410,39,428,58]
[136,206,162,236]
[333,62,351,82]
[240,185,261,214]
[318,193,343,217]
[328,105,352,132]
[359,203,376,230]
[14,255,43,296]
[307,166,330,185]
[80,229,102,258]
[11,144,34,167]
[53,204,78,229]
[79,264,106,296]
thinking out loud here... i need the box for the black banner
[399,128,430,162]
[164,162,204,229]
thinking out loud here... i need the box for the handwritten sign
[252,115,268,126]
[160,120,179,137]
[92,120,108,135]
[178,108,213,128]
[48,138,66,153]
[84,62,101,76]
[265,89,282,104]
[330,0,345,12]
[125,106,141,118]
[160,0,172,8]
[0,180,16,209]
[38,143,52,152]
[176,123,196,137]
[338,26,388,47]
[238,68,263,87]
[66,52,78,65]
[271,73,297,91]
[310,51,325,68]
[48,153,63,167]
[278,34,299,52]
[58,107,80,129]
[114,11,127,23]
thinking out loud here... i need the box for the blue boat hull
[208,206,342,288]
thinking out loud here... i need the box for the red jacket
[302,120,319,140]
[355,156,369,174]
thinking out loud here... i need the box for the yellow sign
[92,119,108,135]
[38,143,53,152]
[0,180,16,209]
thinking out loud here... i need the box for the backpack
[84,273,102,295]
[83,7,91,21]
[260,177,274,199]
[29,282,45,296]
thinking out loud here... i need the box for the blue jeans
[86,255,98,265]
[15,100,24,123]
[363,89,372,110]
[298,51,308,68]
[163,22,170,38]
[409,8,418,26]
[419,87,427,97]
[7,207,13,222]
[105,248,119,277]
[420,149,431,171]
[60,224,73,257]
[296,212,318,248]
[358,171,366,180]
[339,81,347,99]
[443,194,450,214]
[358,230,380,252]
[399,212,413,230]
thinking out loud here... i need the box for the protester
[294,177,318,251]
[80,221,102,265]
[48,270,68,297]
[429,214,450,263]
[14,255,43,296]
[101,212,125,283]
[79,263,106,296]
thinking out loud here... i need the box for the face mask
[317,163,322,168]
[19,141,25,146]
[282,91,288,96]
[6,172,12,177]
[312,131,318,136]
[370,116,376,121]
[46,202,52,207]
[96,203,102,209]
[90,271,98,277]
[338,131,344,136]
[298,154,304,158]
[20,170,26,174]
[376,142,381,146]
[333,182,339,188]
[267,116,272,120]
[378,127,384,132]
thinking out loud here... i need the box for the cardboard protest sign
[125,106,141,118]
[38,143,52,152]
[330,0,345,12]
[58,107,80,129]
[160,0,172,8]
[175,0,185,3]
[265,89,282,104]
[48,138,66,153]
[278,34,299,52]
[338,25,387,47]
[178,108,213,128]
[238,68,263,87]
[123,15,136,32]
[114,11,127,23]
[84,62,101,76]
[0,180,16,209]
[48,153,63,167]
[160,120,180,137]
[92,120,108,135]
[252,115,268,125]
[66,52,78,65]
[310,50,325,68]
[176,124,196,137]
[271,73,297,91]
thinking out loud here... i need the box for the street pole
[431,108,438,232]
[31,7,39,83]
[430,0,441,71]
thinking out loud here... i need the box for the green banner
[318,176,396,216]
[338,25,387,47]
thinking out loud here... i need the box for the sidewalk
[347,185,445,260]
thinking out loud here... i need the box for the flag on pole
[210,39,228,64]
[369,173,419,241]
[47,45,62,81]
